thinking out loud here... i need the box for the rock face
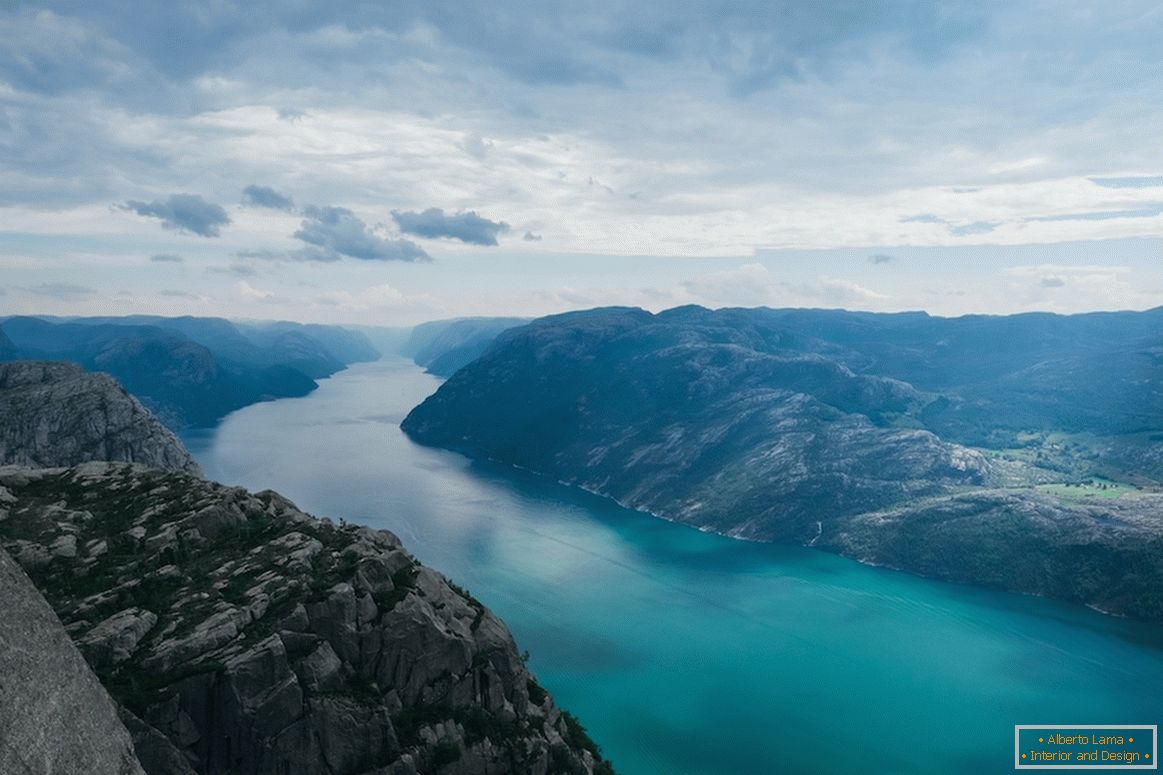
[0,361,201,474]
[402,305,1163,621]
[0,545,145,775]
[0,464,611,775]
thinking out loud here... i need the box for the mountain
[0,316,378,429]
[0,360,611,774]
[402,305,1163,620]
[405,317,527,377]
[0,547,146,775]
[0,325,18,359]
[0,361,200,474]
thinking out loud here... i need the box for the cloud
[949,221,999,236]
[900,213,947,224]
[27,282,97,299]
[158,288,200,298]
[868,253,894,264]
[461,133,491,159]
[294,206,430,261]
[149,253,184,263]
[237,280,274,301]
[241,184,295,211]
[523,231,542,241]
[1089,176,1163,189]
[276,107,307,122]
[120,194,231,237]
[1039,276,1065,288]
[391,207,510,246]
[1028,206,1163,222]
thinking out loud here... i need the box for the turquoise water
[185,358,1163,775]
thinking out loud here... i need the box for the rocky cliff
[0,464,610,775]
[0,361,201,474]
[0,545,146,775]
[402,306,1163,621]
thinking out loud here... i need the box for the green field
[1036,478,1138,500]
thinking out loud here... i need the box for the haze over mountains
[403,305,1163,620]
[0,316,379,429]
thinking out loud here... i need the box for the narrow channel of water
[185,358,1163,775]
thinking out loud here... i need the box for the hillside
[403,305,1163,620]
[405,317,528,377]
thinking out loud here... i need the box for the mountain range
[403,305,1163,620]
[0,316,380,429]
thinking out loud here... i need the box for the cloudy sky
[3,1,1163,324]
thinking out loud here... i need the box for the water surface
[185,358,1163,775]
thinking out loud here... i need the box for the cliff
[0,546,146,775]
[0,361,201,474]
[0,464,608,774]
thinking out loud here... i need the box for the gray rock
[0,361,200,474]
[0,547,145,775]
[79,607,158,668]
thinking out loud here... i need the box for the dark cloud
[158,289,199,298]
[391,207,509,246]
[523,231,543,241]
[121,194,231,237]
[242,184,295,211]
[949,220,999,236]
[295,206,430,261]
[1089,176,1163,189]
[1039,276,1065,288]
[27,282,97,299]
[150,253,184,263]
[868,253,894,264]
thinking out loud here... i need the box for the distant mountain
[0,361,200,473]
[0,325,17,359]
[405,317,528,377]
[0,316,378,429]
[403,305,1163,620]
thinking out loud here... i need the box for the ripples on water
[184,358,1163,775]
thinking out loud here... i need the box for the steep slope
[0,361,200,474]
[0,546,146,775]
[0,464,610,775]
[402,306,1163,620]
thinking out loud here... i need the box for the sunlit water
[184,358,1163,775]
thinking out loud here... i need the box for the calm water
[185,358,1163,775]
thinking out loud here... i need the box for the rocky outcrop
[0,361,201,474]
[0,463,611,775]
[0,545,145,775]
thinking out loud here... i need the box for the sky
[2,1,1163,325]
